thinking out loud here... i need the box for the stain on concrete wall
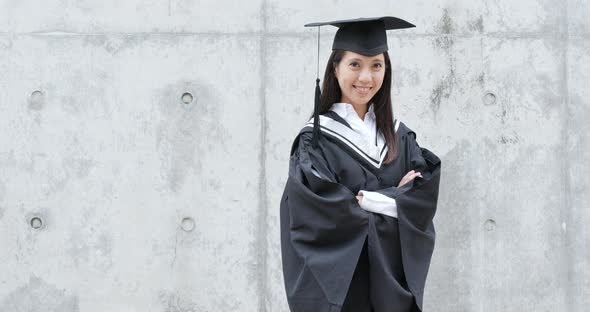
[0,277,79,312]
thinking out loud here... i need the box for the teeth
[355,86,371,92]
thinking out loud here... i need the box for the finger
[403,171,415,179]
[399,171,424,187]
[406,172,421,181]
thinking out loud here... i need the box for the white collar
[305,116,387,168]
[303,112,400,169]
[329,102,375,122]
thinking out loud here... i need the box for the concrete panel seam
[257,1,269,312]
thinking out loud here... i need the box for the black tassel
[311,78,321,148]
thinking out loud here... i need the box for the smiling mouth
[353,86,372,93]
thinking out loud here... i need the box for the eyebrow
[347,58,384,63]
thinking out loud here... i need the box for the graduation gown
[280,112,441,312]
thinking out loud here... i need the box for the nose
[358,67,372,83]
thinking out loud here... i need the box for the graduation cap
[304,17,415,147]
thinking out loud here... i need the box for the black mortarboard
[304,17,415,147]
[305,17,415,56]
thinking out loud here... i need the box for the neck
[340,98,369,120]
[351,102,368,121]
[352,104,367,120]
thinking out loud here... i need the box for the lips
[353,85,372,95]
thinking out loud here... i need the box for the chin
[353,98,371,106]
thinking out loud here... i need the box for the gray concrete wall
[0,1,587,311]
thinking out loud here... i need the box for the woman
[280,17,441,312]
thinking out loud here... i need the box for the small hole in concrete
[181,217,195,232]
[31,90,43,99]
[483,92,497,106]
[181,92,193,105]
[29,90,44,110]
[484,219,496,231]
[30,216,43,229]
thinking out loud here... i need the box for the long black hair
[318,49,398,164]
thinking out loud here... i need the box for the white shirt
[329,102,398,219]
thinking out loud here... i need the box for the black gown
[280,111,441,312]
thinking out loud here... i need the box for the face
[334,51,385,107]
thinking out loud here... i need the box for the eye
[349,62,360,68]
[373,63,383,69]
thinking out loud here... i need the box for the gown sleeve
[373,130,429,199]
[356,190,398,218]
[374,128,442,310]
[280,131,369,311]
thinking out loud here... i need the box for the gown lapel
[304,114,398,169]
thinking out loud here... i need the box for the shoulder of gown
[395,119,416,138]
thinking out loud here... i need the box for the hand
[356,195,363,205]
[398,170,422,187]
